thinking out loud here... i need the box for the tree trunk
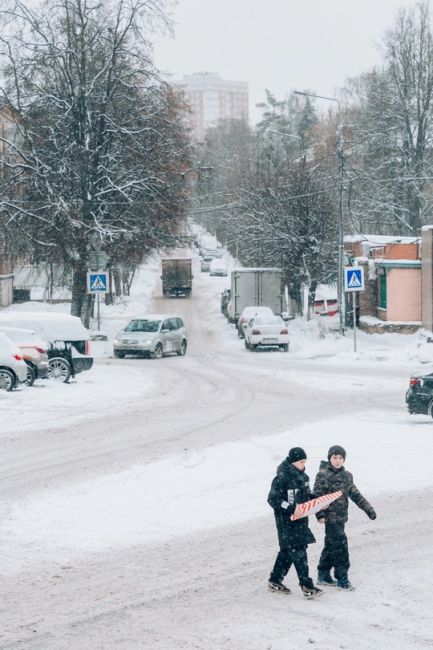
[71,263,92,328]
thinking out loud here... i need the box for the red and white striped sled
[290,490,343,521]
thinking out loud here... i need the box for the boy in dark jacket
[314,445,376,591]
[267,447,323,599]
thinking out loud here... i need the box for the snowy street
[1,254,433,649]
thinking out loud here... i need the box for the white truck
[227,268,285,323]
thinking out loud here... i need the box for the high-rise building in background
[172,72,249,140]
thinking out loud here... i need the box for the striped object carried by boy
[290,490,343,521]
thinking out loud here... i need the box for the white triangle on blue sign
[90,275,106,290]
[348,271,361,288]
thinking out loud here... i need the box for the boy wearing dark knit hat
[313,445,376,590]
[267,447,323,599]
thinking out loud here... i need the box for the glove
[368,510,377,520]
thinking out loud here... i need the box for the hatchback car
[244,316,289,351]
[237,305,275,338]
[406,373,433,416]
[0,325,49,386]
[113,315,187,359]
[0,332,28,390]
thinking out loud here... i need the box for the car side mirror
[161,328,169,334]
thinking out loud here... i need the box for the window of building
[379,269,387,309]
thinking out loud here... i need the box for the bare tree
[0,0,190,324]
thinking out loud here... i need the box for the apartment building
[172,72,249,140]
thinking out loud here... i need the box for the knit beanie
[328,445,346,460]
[288,447,307,464]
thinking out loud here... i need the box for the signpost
[344,266,364,352]
[87,271,108,332]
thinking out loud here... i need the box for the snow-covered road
[1,251,433,649]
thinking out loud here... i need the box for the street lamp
[294,90,346,336]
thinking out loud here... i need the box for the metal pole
[337,126,346,336]
[352,292,357,352]
[97,293,100,332]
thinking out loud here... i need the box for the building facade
[172,72,249,140]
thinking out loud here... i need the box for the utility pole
[294,90,346,335]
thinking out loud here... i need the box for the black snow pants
[269,547,314,589]
[317,522,350,580]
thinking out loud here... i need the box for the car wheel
[177,340,187,356]
[0,368,16,391]
[113,350,125,359]
[24,363,36,387]
[151,343,163,359]
[48,357,72,383]
[281,344,289,352]
[250,344,257,351]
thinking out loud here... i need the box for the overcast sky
[153,0,423,122]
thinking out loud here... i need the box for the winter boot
[268,580,291,594]
[336,577,355,591]
[301,584,324,599]
[317,571,337,587]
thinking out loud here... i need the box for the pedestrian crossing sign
[344,266,364,292]
[87,271,108,294]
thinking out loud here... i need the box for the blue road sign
[344,266,364,292]
[87,271,108,294]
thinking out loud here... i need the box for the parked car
[237,305,275,338]
[244,315,289,352]
[406,373,433,416]
[204,247,224,258]
[0,312,93,383]
[0,325,49,386]
[113,315,187,359]
[0,332,28,390]
[209,258,228,277]
[200,256,214,272]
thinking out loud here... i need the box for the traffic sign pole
[352,293,357,353]
[97,293,101,332]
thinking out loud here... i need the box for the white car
[237,305,275,338]
[244,315,289,352]
[0,332,28,390]
[209,258,228,276]
[0,325,49,386]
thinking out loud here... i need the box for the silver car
[113,314,187,359]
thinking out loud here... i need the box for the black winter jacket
[267,459,316,550]
[313,460,376,524]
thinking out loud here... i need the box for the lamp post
[294,91,346,335]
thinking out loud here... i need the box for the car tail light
[35,346,47,353]
[410,377,421,387]
[252,329,261,335]
[280,329,288,335]
[85,340,91,355]
[13,353,23,361]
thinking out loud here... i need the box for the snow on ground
[2,234,433,649]
[4,408,432,565]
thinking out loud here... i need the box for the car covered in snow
[0,312,93,383]
[0,332,28,390]
[0,325,49,386]
[113,315,187,359]
[200,255,214,272]
[209,258,228,277]
[406,373,433,417]
[237,305,275,338]
[243,315,289,352]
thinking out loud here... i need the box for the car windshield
[125,319,161,333]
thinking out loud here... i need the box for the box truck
[227,268,284,323]
[161,259,193,297]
